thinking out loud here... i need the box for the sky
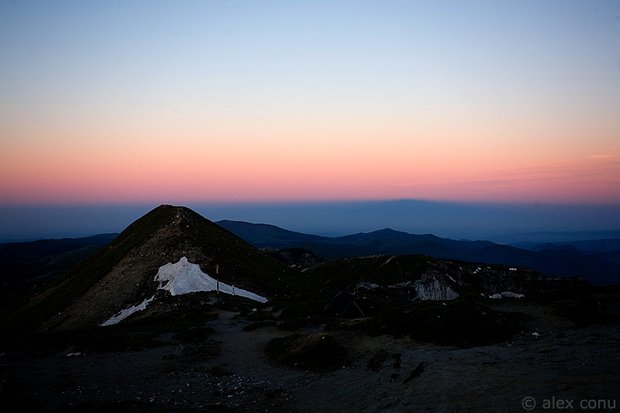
[1,1,619,239]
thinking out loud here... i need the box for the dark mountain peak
[121,204,212,237]
[217,220,328,249]
[370,228,402,235]
[218,219,279,230]
[4,206,298,333]
[217,220,296,239]
[343,228,401,237]
[346,228,439,241]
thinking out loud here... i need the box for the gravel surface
[1,300,619,413]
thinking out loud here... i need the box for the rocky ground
[1,293,619,413]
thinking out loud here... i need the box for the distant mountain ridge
[1,205,615,354]
[0,234,117,289]
[216,220,328,248]
[1,218,617,296]
[218,221,620,285]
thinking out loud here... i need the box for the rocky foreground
[1,288,618,413]
[1,206,618,412]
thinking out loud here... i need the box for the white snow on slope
[101,257,267,326]
[101,296,154,326]
[155,257,267,303]
[414,278,459,301]
[489,291,525,299]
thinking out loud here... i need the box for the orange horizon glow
[2,131,618,205]
[1,109,618,204]
[1,2,619,206]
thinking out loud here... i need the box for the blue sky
[1,1,619,240]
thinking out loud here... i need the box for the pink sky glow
[1,1,619,206]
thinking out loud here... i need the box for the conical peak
[116,205,216,245]
[4,204,300,334]
[152,204,193,214]
[110,205,232,268]
[153,205,207,226]
[147,204,209,224]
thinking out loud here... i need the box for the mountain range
[218,220,620,285]
[1,205,619,412]
[1,204,597,337]
[1,216,617,293]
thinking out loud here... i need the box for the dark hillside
[0,205,300,338]
[0,234,117,289]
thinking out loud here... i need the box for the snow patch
[101,257,268,326]
[382,256,396,266]
[101,296,154,326]
[389,281,416,289]
[501,291,525,299]
[356,282,380,291]
[489,291,525,300]
[155,257,267,303]
[414,278,459,301]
